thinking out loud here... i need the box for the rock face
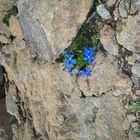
[0,0,140,140]
[18,0,93,61]
[100,25,118,55]
[117,13,140,53]
[97,4,111,20]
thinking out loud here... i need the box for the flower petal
[70,59,76,64]
[83,57,88,61]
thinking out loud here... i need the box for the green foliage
[130,101,140,137]
[130,102,140,113]
[94,0,99,7]
[92,34,99,45]
[67,28,88,53]
[135,126,140,137]
[3,5,18,26]
[75,53,87,69]
[60,27,90,69]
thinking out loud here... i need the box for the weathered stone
[5,83,21,124]
[0,0,16,22]
[129,0,140,14]
[135,90,140,96]
[18,0,93,61]
[132,74,140,89]
[117,13,140,53]
[125,56,133,65]
[0,36,130,139]
[132,63,140,77]
[97,4,111,20]
[9,16,23,39]
[94,94,127,139]
[0,23,11,38]
[132,53,140,62]
[118,0,128,18]
[0,0,139,139]
[100,25,118,55]
[123,118,130,130]
[131,122,138,129]
[106,0,116,7]
[127,114,136,122]
[112,75,133,97]
[0,35,10,44]
[78,53,118,96]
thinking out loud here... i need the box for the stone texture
[0,35,10,44]
[112,74,132,96]
[97,4,111,20]
[118,0,128,18]
[9,16,23,39]
[117,13,140,53]
[129,0,140,14]
[136,90,140,96]
[123,118,130,130]
[18,0,93,61]
[132,63,140,77]
[0,0,139,140]
[0,23,11,38]
[0,34,131,139]
[78,53,119,96]
[127,114,136,122]
[106,0,116,7]
[0,0,16,22]
[100,25,118,55]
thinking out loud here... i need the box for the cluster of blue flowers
[63,47,95,77]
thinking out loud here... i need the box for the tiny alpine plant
[63,47,95,77]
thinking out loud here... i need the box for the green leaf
[3,5,18,26]
[75,53,87,69]
[92,34,99,45]
[130,102,140,113]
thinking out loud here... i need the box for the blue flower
[83,55,95,64]
[77,70,85,77]
[64,52,76,64]
[68,71,74,76]
[64,60,73,70]
[86,68,92,77]
[84,48,94,56]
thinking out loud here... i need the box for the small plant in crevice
[3,5,18,26]
[59,27,99,77]
[130,101,140,137]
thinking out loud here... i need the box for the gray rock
[0,35,10,44]
[0,65,5,99]
[100,25,118,55]
[132,74,140,89]
[132,53,140,62]
[119,0,128,18]
[97,4,111,20]
[135,90,140,96]
[127,114,136,122]
[106,0,116,7]
[117,13,140,53]
[122,119,130,130]
[132,63,140,77]
[18,0,93,61]
[129,0,140,14]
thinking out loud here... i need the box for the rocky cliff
[0,0,140,140]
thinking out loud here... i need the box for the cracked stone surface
[117,12,140,53]
[18,0,93,61]
[100,25,118,55]
[0,0,140,140]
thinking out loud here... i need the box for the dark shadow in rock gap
[0,64,15,140]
